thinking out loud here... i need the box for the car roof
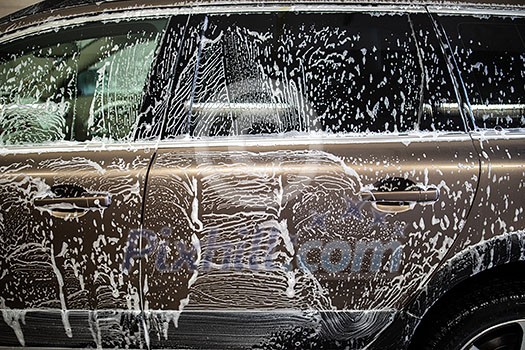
[4,0,525,19]
[1,0,524,38]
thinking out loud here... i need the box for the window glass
[143,16,203,140]
[439,15,525,129]
[0,19,167,146]
[181,13,431,138]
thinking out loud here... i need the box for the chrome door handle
[34,195,112,209]
[360,189,439,203]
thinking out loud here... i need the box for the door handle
[34,195,112,209]
[360,189,440,203]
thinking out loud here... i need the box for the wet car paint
[0,1,523,349]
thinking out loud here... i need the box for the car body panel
[0,145,153,348]
[138,133,478,348]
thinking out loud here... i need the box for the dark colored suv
[0,1,524,349]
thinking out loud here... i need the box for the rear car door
[139,7,480,349]
[435,10,525,248]
[0,14,168,348]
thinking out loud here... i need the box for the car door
[435,10,525,250]
[138,8,480,349]
[0,15,169,348]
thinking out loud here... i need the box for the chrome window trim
[3,3,525,47]
[155,133,476,149]
[427,6,525,17]
[0,141,161,155]
[0,4,428,46]
[0,133,481,155]
[470,129,525,139]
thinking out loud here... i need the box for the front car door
[0,13,169,348]
[135,5,480,349]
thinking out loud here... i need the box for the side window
[144,16,203,140]
[169,12,460,139]
[0,19,167,146]
[439,15,525,130]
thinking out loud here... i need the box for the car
[0,0,524,349]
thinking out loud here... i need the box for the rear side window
[0,19,167,146]
[171,12,451,139]
[439,15,525,130]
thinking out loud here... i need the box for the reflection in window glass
[440,16,525,129]
[0,19,167,146]
[186,13,425,138]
